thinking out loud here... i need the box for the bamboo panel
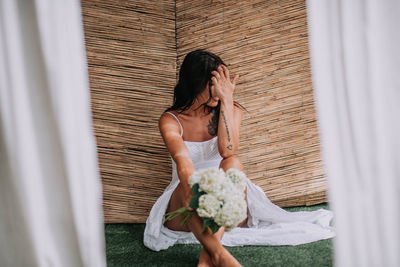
[81,0,176,223]
[176,0,328,207]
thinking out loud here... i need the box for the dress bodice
[170,136,223,172]
[163,111,223,175]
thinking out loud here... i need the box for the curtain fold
[0,0,106,266]
[306,0,400,266]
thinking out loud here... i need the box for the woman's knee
[219,155,243,172]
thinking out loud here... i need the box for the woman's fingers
[211,69,228,85]
[211,76,218,86]
[211,66,239,93]
[217,65,225,79]
[211,70,220,80]
[221,64,229,79]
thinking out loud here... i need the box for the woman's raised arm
[210,64,242,158]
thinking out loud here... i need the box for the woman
[143,49,335,266]
[161,49,246,267]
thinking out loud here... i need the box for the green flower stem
[164,207,197,229]
[164,207,188,221]
[181,210,195,226]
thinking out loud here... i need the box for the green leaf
[189,196,199,209]
[209,220,220,234]
[201,217,211,234]
[189,183,206,209]
[199,217,220,234]
[191,183,200,194]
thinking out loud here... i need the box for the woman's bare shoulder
[159,110,178,123]
[158,111,192,167]
[159,111,180,136]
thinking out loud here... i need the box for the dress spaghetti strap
[165,111,183,136]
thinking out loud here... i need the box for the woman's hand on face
[211,64,239,102]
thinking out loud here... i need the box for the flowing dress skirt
[143,162,335,251]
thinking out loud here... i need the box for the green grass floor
[105,203,334,267]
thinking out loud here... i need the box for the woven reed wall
[81,0,328,223]
[176,0,328,208]
[81,0,177,223]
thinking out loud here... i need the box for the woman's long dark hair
[164,49,248,129]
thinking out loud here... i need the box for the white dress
[143,112,336,251]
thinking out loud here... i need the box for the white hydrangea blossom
[198,167,226,193]
[187,167,248,232]
[189,171,202,187]
[225,168,247,192]
[214,178,238,201]
[197,194,222,218]
[214,197,247,231]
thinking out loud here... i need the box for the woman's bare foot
[197,247,214,267]
[211,247,243,267]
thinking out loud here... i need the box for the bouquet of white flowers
[164,167,248,234]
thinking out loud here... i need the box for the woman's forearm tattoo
[221,111,232,150]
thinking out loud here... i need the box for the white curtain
[306,1,400,267]
[0,1,106,266]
